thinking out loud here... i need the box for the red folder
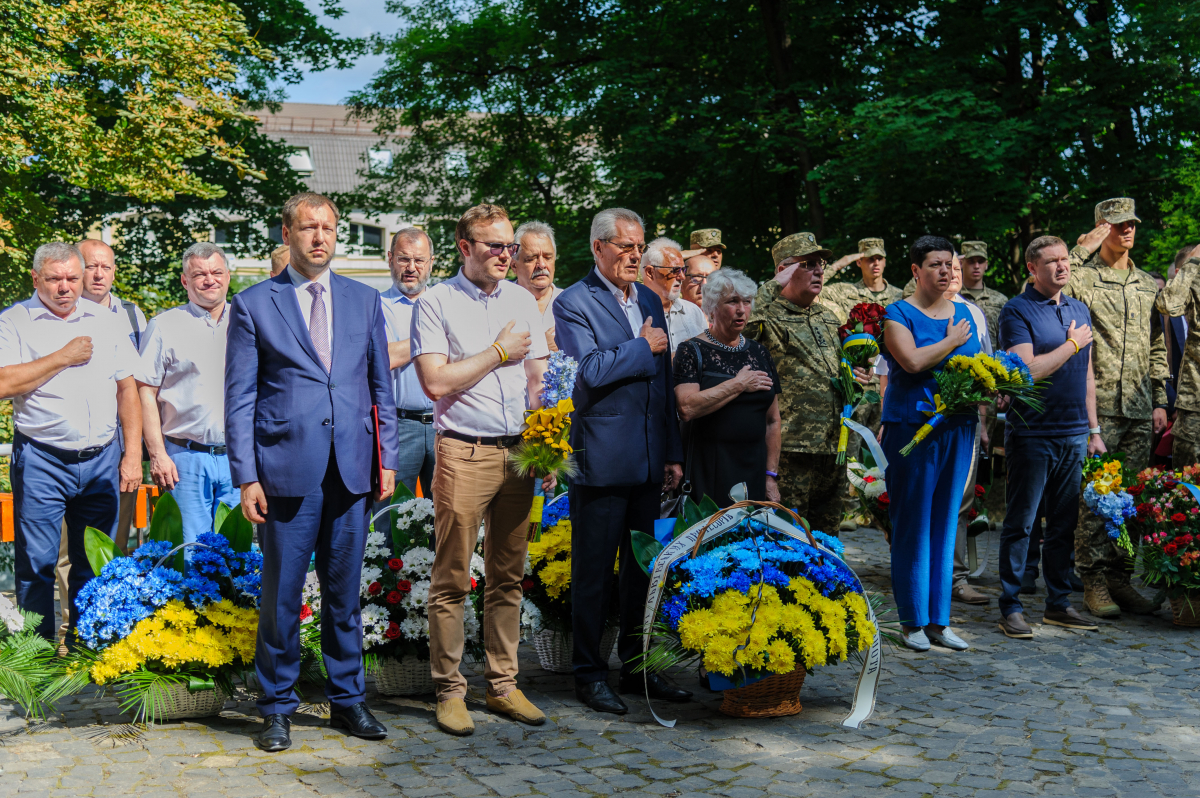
[372,405,385,492]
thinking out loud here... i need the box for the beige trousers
[56,490,136,639]
[428,436,532,700]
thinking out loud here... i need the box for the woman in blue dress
[881,236,981,652]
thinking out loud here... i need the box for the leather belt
[398,409,435,424]
[166,435,227,455]
[439,430,522,448]
[18,432,114,463]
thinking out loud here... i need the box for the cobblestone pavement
[2,526,1197,798]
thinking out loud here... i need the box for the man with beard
[641,238,708,357]
[513,221,563,352]
[380,228,437,498]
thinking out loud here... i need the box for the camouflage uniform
[1065,243,1168,582]
[958,283,1009,350]
[748,232,844,535]
[1156,253,1200,466]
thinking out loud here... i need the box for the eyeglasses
[651,265,685,277]
[392,257,430,268]
[467,239,520,257]
[602,239,648,255]
[684,273,709,285]
[780,258,827,271]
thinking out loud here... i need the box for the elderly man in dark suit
[226,192,399,751]
[552,207,692,714]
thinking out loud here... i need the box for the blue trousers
[12,433,120,639]
[999,432,1086,616]
[165,440,240,556]
[256,448,368,716]
[883,421,974,628]
[373,416,435,519]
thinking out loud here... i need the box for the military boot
[1083,576,1120,618]
[1107,575,1160,615]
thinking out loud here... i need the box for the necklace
[705,329,745,352]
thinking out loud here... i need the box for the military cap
[771,231,832,267]
[961,240,988,260]
[858,238,886,259]
[1094,197,1141,225]
[690,228,725,250]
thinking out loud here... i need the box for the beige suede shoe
[436,698,475,736]
[486,689,546,725]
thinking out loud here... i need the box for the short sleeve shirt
[411,271,549,436]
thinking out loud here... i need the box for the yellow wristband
[493,342,508,363]
[1070,339,1080,355]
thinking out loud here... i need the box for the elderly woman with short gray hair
[674,268,782,505]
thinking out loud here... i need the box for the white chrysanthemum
[408,579,431,608]
[521,599,543,637]
[400,615,428,641]
[361,604,391,648]
[476,522,486,547]
[463,603,481,640]
[469,553,485,579]
[360,565,384,597]
[864,480,887,499]
[0,593,24,635]
[402,547,435,577]
[364,530,390,560]
[302,570,323,615]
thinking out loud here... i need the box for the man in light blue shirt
[380,227,436,498]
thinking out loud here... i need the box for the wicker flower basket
[1169,592,1200,627]
[718,667,807,718]
[128,682,228,721]
[532,625,619,674]
[374,655,436,696]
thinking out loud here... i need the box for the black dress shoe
[575,680,628,714]
[256,714,292,752]
[618,672,693,703]
[329,701,388,739]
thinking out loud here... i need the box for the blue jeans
[999,432,1087,616]
[12,433,120,639]
[165,440,240,556]
[882,421,974,628]
[394,417,435,497]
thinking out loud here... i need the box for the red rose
[521,578,536,591]
[862,322,882,339]
[1137,503,1152,518]
[1165,543,1179,556]
[386,590,403,605]
[1127,484,1144,496]
[878,492,890,507]
[368,581,382,595]
[299,604,312,621]
[470,577,478,590]
[396,580,412,593]
[388,558,403,572]
[967,508,979,520]
[385,622,401,640]
[1173,513,1187,525]
[864,475,876,484]
[1182,534,1194,545]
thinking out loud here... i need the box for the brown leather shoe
[1043,606,1099,631]
[486,689,546,726]
[1106,576,1160,615]
[1083,578,1120,618]
[436,698,475,736]
[952,583,990,605]
[998,612,1033,639]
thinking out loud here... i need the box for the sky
[287,0,394,106]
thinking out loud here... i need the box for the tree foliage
[350,0,1200,288]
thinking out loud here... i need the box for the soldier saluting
[1064,197,1166,618]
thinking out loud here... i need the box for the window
[368,148,393,174]
[287,147,314,174]
[348,223,384,254]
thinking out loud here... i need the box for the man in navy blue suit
[553,208,692,714]
[225,192,399,751]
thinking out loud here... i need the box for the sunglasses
[467,239,520,257]
[651,265,685,277]
[602,239,648,255]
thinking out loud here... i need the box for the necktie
[307,283,331,371]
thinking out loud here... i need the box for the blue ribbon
[915,387,946,429]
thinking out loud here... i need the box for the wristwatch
[1088,426,1101,435]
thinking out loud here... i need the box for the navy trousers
[255,448,368,716]
[12,433,120,639]
[568,481,657,683]
[999,432,1087,616]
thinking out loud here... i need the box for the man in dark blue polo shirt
[996,235,1102,639]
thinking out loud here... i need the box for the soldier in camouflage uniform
[747,232,864,536]
[1065,198,1167,617]
[1157,243,1200,466]
[958,241,1009,350]
[687,228,725,268]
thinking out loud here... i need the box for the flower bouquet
[521,492,619,672]
[899,351,1044,456]
[832,303,884,464]
[510,351,578,540]
[71,499,261,723]
[1081,455,1136,556]
[636,516,874,718]
[846,460,891,540]
[1127,464,1200,624]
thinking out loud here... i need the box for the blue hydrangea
[539,351,578,407]
[542,493,571,529]
[1085,484,1136,540]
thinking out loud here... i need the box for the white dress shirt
[596,269,645,335]
[537,286,564,331]
[137,302,230,445]
[89,292,148,336]
[874,295,991,377]
[411,271,549,436]
[0,296,139,450]
[380,286,433,412]
[287,264,333,354]
[665,297,708,354]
